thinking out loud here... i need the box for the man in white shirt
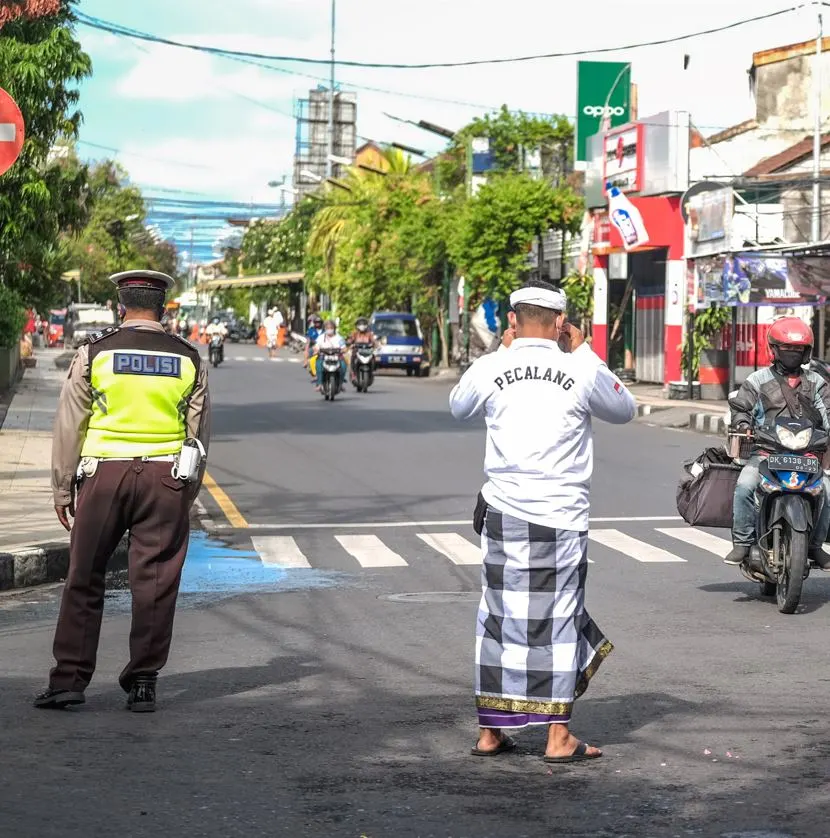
[262,309,280,358]
[450,280,636,765]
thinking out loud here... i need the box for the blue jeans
[316,357,347,387]
[733,455,830,547]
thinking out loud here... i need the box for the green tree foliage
[0,0,91,308]
[307,148,444,330]
[448,173,583,304]
[562,272,594,337]
[240,198,318,275]
[64,159,178,303]
[0,285,26,349]
[438,106,574,191]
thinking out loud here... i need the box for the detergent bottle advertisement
[606,183,649,251]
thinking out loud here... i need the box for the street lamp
[300,169,324,184]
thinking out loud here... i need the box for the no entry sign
[0,88,24,176]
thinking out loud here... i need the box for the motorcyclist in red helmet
[726,316,830,569]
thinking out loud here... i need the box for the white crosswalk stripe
[251,536,311,568]
[232,524,737,572]
[418,532,481,565]
[335,534,408,567]
[588,529,687,563]
[656,527,731,558]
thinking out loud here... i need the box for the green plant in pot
[680,304,732,396]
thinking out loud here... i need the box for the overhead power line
[76,6,804,70]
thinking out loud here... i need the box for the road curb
[689,412,727,436]
[0,535,130,592]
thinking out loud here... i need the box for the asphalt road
[2,343,830,837]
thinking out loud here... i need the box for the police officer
[35,270,211,713]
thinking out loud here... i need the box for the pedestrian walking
[35,270,211,713]
[449,280,636,763]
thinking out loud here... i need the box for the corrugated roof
[743,134,830,176]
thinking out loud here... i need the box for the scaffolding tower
[293,88,357,201]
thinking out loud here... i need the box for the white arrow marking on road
[335,534,408,567]
[656,527,731,558]
[588,529,687,563]
[251,536,311,568]
[418,532,481,565]
[0,124,16,142]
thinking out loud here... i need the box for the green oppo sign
[575,61,632,164]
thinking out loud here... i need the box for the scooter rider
[725,316,830,570]
[313,319,348,392]
[347,316,377,384]
[304,315,324,370]
[205,317,227,339]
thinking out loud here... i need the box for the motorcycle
[319,347,344,401]
[352,344,376,393]
[729,416,828,613]
[209,334,224,368]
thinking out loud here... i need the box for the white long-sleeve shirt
[449,337,637,531]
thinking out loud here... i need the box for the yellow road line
[202,471,248,529]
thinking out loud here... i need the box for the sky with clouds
[73,0,822,264]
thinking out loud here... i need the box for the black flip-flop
[470,735,517,757]
[543,741,602,764]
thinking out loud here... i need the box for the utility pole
[326,0,336,180]
[189,227,195,288]
[813,7,823,245]
[814,8,826,356]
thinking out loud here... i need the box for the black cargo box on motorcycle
[676,447,740,529]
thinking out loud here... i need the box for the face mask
[777,348,805,373]
[326,329,335,337]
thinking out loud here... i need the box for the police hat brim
[111,270,175,292]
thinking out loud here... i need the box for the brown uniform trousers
[50,459,191,693]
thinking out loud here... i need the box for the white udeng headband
[509,286,567,311]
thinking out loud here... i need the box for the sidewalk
[0,350,68,554]
[0,349,129,590]
[629,383,729,435]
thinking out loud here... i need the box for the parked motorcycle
[729,416,828,613]
[352,344,376,393]
[209,334,224,368]
[319,347,344,401]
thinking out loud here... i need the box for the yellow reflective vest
[81,327,200,459]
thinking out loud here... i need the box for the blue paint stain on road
[106,531,344,609]
[180,531,344,598]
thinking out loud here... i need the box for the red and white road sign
[0,88,24,177]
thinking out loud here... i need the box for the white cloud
[122,132,295,203]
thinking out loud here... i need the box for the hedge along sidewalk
[0,349,129,590]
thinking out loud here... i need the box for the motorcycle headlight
[776,425,813,450]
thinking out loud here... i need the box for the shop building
[584,111,690,384]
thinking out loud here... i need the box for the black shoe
[724,544,751,566]
[126,676,157,713]
[809,547,830,571]
[33,687,85,710]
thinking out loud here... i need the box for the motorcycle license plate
[767,454,820,475]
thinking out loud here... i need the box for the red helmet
[768,316,814,370]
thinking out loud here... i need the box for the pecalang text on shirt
[494,365,575,391]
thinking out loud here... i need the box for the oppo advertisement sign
[575,61,632,165]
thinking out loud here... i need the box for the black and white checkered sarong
[475,507,612,725]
